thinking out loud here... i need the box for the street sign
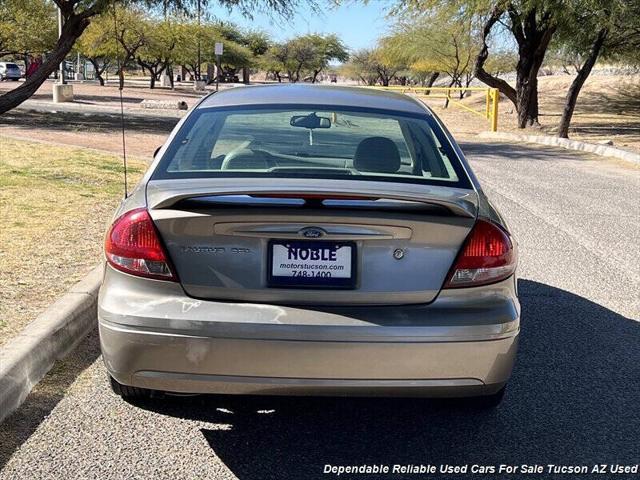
[215,42,224,56]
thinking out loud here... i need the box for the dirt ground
[420,74,640,152]
[0,136,146,346]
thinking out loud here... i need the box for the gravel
[0,141,638,480]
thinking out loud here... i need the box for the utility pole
[57,7,65,84]
[197,0,201,80]
[53,6,73,103]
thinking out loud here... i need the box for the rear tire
[109,375,153,400]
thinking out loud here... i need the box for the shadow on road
[131,279,639,479]
[0,109,179,136]
[459,141,593,161]
[0,330,101,469]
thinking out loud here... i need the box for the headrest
[353,137,401,173]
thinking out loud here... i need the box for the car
[99,84,519,407]
[0,62,21,81]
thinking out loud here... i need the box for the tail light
[104,208,177,281]
[444,218,516,288]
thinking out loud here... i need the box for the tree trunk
[514,49,546,127]
[88,58,105,86]
[167,65,174,89]
[474,6,517,104]
[426,71,439,88]
[557,28,608,138]
[0,14,89,114]
[23,53,30,78]
[443,78,456,108]
[474,5,556,129]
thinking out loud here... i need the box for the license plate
[268,240,356,288]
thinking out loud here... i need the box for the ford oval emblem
[300,227,325,238]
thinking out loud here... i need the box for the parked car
[99,84,519,407]
[0,62,21,81]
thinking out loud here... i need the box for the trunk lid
[147,178,477,305]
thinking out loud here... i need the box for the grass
[0,136,147,346]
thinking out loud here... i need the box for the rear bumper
[99,265,520,397]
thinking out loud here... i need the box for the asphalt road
[1,141,638,480]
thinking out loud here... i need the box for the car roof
[198,84,431,115]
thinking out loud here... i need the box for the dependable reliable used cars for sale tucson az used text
[98,84,520,408]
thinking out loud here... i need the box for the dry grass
[0,136,147,346]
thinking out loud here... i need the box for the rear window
[153,105,470,188]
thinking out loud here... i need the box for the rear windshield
[152,105,470,188]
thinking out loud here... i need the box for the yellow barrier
[370,86,500,132]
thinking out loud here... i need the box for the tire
[109,375,153,400]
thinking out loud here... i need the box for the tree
[261,34,347,83]
[465,1,567,128]
[342,43,406,86]
[383,14,479,98]
[76,12,119,86]
[0,0,57,74]
[242,30,270,57]
[384,0,564,127]
[0,0,314,114]
[286,37,317,82]
[405,59,440,88]
[340,48,380,85]
[239,30,270,82]
[135,18,178,88]
[303,34,348,82]
[260,42,291,81]
[554,0,640,138]
[373,43,408,86]
[173,20,258,83]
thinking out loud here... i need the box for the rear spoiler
[146,178,478,218]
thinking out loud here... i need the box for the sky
[208,1,393,51]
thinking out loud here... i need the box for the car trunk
[146,178,478,306]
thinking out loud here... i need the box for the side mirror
[290,113,331,129]
[153,146,162,158]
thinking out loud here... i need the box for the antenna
[112,2,128,198]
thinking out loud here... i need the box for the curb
[14,100,187,120]
[477,131,640,164]
[0,265,103,424]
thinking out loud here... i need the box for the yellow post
[490,88,499,132]
[485,89,491,119]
